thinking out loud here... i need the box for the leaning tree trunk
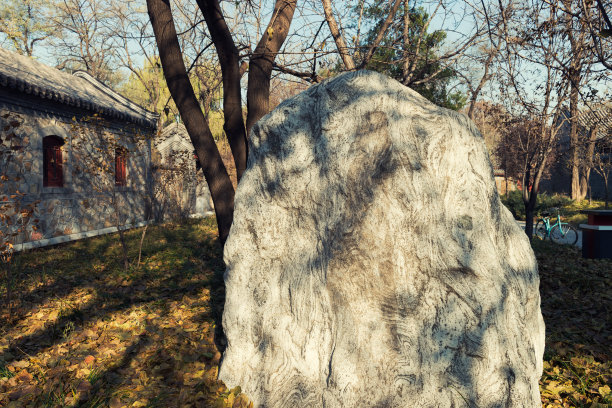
[246,0,298,134]
[524,187,538,240]
[198,0,248,182]
[523,161,544,241]
[147,0,235,245]
[321,0,356,71]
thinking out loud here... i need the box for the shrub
[501,191,573,220]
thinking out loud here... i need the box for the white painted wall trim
[579,224,612,231]
[13,221,153,252]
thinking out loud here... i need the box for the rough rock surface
[220,71,545,407]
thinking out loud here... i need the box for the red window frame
[43,136,64,187]
[115,148,127,186]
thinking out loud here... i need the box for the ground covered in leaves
[534,239,611,407]
[0,219,610,407]
[0,218,250,407]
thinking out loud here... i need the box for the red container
[580,210,612,259]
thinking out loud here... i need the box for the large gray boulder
[220,71,545,407]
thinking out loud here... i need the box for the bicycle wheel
[534,220,547,240]
[550,224,578,245]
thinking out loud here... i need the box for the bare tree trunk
[467,51,495,120]
[321,0,356,70]
[579,172,589,199]
[198,0,248,182]
[147,0,235,246]
[522,166,538,240]
[246,0,298,134]
[137,222,149,267]
[578,125,598,200]
[564,0,587,201]
[569,82,582,200]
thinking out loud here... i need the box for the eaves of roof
[0,47,159,129]
[577,104,612,136]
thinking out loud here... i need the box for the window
[43,136,64,187]
[115,148,127,186]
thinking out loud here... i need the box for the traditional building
[0,47,158,250]
[540,104,612,200]
[152,122,213,221]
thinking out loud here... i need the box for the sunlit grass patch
[501,191,608,226]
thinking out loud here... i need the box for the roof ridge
[0,47,159,129]
[73,71,158,124]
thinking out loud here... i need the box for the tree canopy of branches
[146,0,298,245]
[0,0,56,57]
[3,0,610,243]
[358,3,467,109]
[492,0,573,238]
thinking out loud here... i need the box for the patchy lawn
[0,220,610,407]
[500,191,609,226]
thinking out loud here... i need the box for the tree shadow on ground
[535,239,611,359]
[0,218,235,407]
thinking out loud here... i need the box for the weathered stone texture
[220,71,545,407]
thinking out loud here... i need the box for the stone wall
[0,103,152,246]
[151,123,213,221]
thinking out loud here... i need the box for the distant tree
[0,0,56,56]
[469,101,509,168]
[268,78,309,110]
[120,56,223,128]
[553,0,600,200]
[458,0,509,119]
[570,114,603,202]
[534,0,610,200]
[585,0,612,71]
[120,58,175,123]
[320,0,479,110]
[110,0,224,124]
[495,0,571,239]
[49,0,123,87]
[357,2,467,109]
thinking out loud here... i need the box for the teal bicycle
[534,208,578,245]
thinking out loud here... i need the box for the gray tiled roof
[155,122,193,154]
[577,103,612,136]
[0,47,158,128]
